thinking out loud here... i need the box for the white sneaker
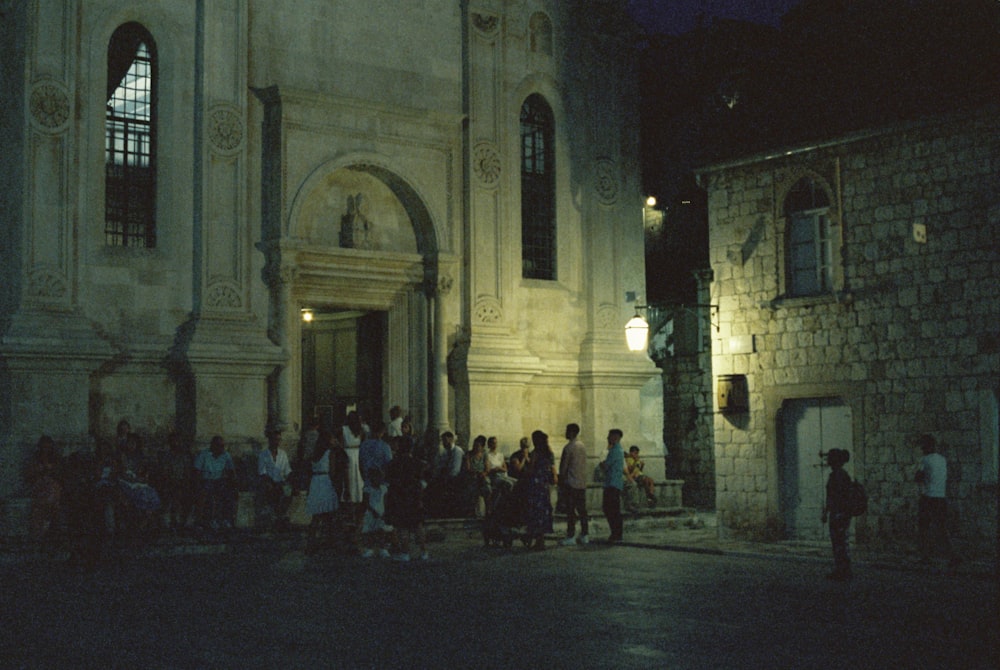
[394,553,410,562]
[378,548,391,558]
[560,537,578,546]
[360,549,374,558]
[578,535,589,545]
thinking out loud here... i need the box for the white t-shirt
[918,452,947,498]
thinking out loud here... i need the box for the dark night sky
[627,0,805,34]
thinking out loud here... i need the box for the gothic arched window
[520,94,555,280]
[105,23,157,247]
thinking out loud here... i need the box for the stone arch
[287,156,439,281]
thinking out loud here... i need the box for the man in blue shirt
[602,428,626,543]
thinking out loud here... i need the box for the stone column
[432,273,453,431]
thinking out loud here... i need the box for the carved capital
[472,12,499,37]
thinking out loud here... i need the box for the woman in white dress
[305,432,338,552]
[341,411,367,504]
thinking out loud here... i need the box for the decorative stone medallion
[29,82,70,132]
[207,105,243,153]
[27,267,67,299]
[597,304,618,330]
[474,297,503,324]
[472,142,501,187]
[206,282,242,309]
[438,274,454,296]
[594,158,619,206]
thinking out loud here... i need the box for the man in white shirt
[258,427,293,530]
[387,405,404,438]
[559,423,590,546]
[914,433,960,567]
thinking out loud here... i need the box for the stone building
[696,105,999,555]
[0,0,662,505]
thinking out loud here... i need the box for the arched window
[105,23,157,247]
[529,13,553,55]
[784,177,832,297]
[520,94,555,280]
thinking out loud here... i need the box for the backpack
[848,480,868,516]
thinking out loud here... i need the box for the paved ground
[1,511,996,669]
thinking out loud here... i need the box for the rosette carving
[474,297,503,324]
[208,106,243,152]
[594,158,619,206]
[472,142,501,187]
[29,82,70,131]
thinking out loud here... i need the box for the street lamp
[625,309,650,352]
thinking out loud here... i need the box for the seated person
[486,436,516,494]
[625,445,657,507]
[507,437,532,480]
[194,436,237,530]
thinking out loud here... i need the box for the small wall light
[301,308,314,323]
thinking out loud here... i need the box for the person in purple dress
[524,430,557,550]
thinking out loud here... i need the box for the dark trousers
[564,487,589,538]
[602,487,623,540]
[918,495,956,560]
[829,512,851,573]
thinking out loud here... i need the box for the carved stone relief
[207,105,244,153]
[596,304,618,330]
[472,142,501,188]
[339,194,377,250]
[27,267,68,299]
[474,297,503,324]
[472,13,499,38]
[29,82,70,132]
[594,158,619,206]
[206,282,242,309]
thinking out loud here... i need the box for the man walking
[915,434,961,568]
[559,423,589,546]
[602,429,626,543]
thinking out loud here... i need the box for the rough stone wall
[662,352,715,509]
[703,106,999,553]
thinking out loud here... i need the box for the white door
[780,398,853,540]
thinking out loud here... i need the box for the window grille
[105,24,156,248]
[520,94,555,280]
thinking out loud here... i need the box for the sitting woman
[486,436,516,496]
[464,435,491,517]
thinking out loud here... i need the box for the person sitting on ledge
[625,445,657,508]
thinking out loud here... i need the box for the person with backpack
[820,448,853,581]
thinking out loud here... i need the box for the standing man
[915,434,961,568]
[387,406,404,438]
[602,429,626,543]
[820,448,853,580]
[258,427,293,530]
[559,423,589,546]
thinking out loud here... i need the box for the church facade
[0,0,661,500]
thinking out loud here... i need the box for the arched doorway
[269,162,443,437]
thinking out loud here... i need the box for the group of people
[821,432,962,581]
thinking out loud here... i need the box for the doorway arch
[272,161,443,436]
